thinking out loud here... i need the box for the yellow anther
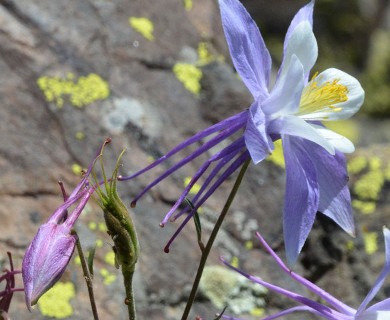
[298,75,349,117]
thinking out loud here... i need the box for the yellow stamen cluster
[298,73,349,117]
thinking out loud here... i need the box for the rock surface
[0,0,389,319]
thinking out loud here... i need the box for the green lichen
[129,17,155,41]
[199,265,267,315]
[88,221,97,231]
[183,0,192,11]
[37,73,110,108]
[363,232,378,255]
[38,282,75,318]
[266,139,285,168]
[173,63,202,95]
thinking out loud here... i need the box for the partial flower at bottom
[221,228,390,320]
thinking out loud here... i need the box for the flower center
[297,72,349,117]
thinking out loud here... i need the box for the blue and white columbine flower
[120,0,364,263]
[222,228,390,320]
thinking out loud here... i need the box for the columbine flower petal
[245,100,273,164]
[310,124,355,153]
[263,54,305,116]
[219,0,271,100]
[280,21,318,79]
[268,116,335,155]
[284,0,315,53]
[303,142,355,235]
[357,227,390,315]
[298,68,365,121]
[282,136,319,265]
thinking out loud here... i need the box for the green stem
[72,230,100,320]
[180,158,251,320]
[122,267,136,320]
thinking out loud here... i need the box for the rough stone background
[0,0,390,319]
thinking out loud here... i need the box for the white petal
[263,54,304,117]
[310,124,355,153]
[268,116,335,155]
[299,68,365,121]
[280,21,318,79]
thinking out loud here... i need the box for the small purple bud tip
[163,246,170,253]
[130,201,136,208]
[159,222,165,228]
[105,137,112,144]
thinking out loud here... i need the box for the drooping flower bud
[22,139,111,310]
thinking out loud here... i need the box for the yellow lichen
[352,199,376,215]
[353,169,384,201]
[100,268,117,285]
[266,139,285,168]
[385,163,390,181]
[197,42,214,66]
[345,240,354,251]
[98,222,107,232]
[104,251,116,267]
[183,176,202,195]
[347,156,367,175]
[230,256,239,268]
[74,255,81,266]
[37,73,110,108]
[71,163,82,175]
[369,157,382,171]
[88,221,97,231]
[173,63,202,95]
[363,232,378,255]
[250,308,265,317]
[245,240,253,250]
[129,17,155,41]
[95,239,103,248]
[183,0,193,11]
[38,282,75,318]
[75,131,85,140]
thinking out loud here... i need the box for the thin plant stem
[180,158,251,320]
[122,268,136,320]
[72,230,100,320]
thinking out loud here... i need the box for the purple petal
[301,142,354,235]
[245,100,273,164]
[119,110,248,182]
[256,231,356,315]
[282,136,319,265]
[221,257,346,320]
[219,0,271,99]
[161,137,245,224]
[22,223,76,309]
[132,120,246,207]
[357,227,390,315]
[366,298,390,312]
